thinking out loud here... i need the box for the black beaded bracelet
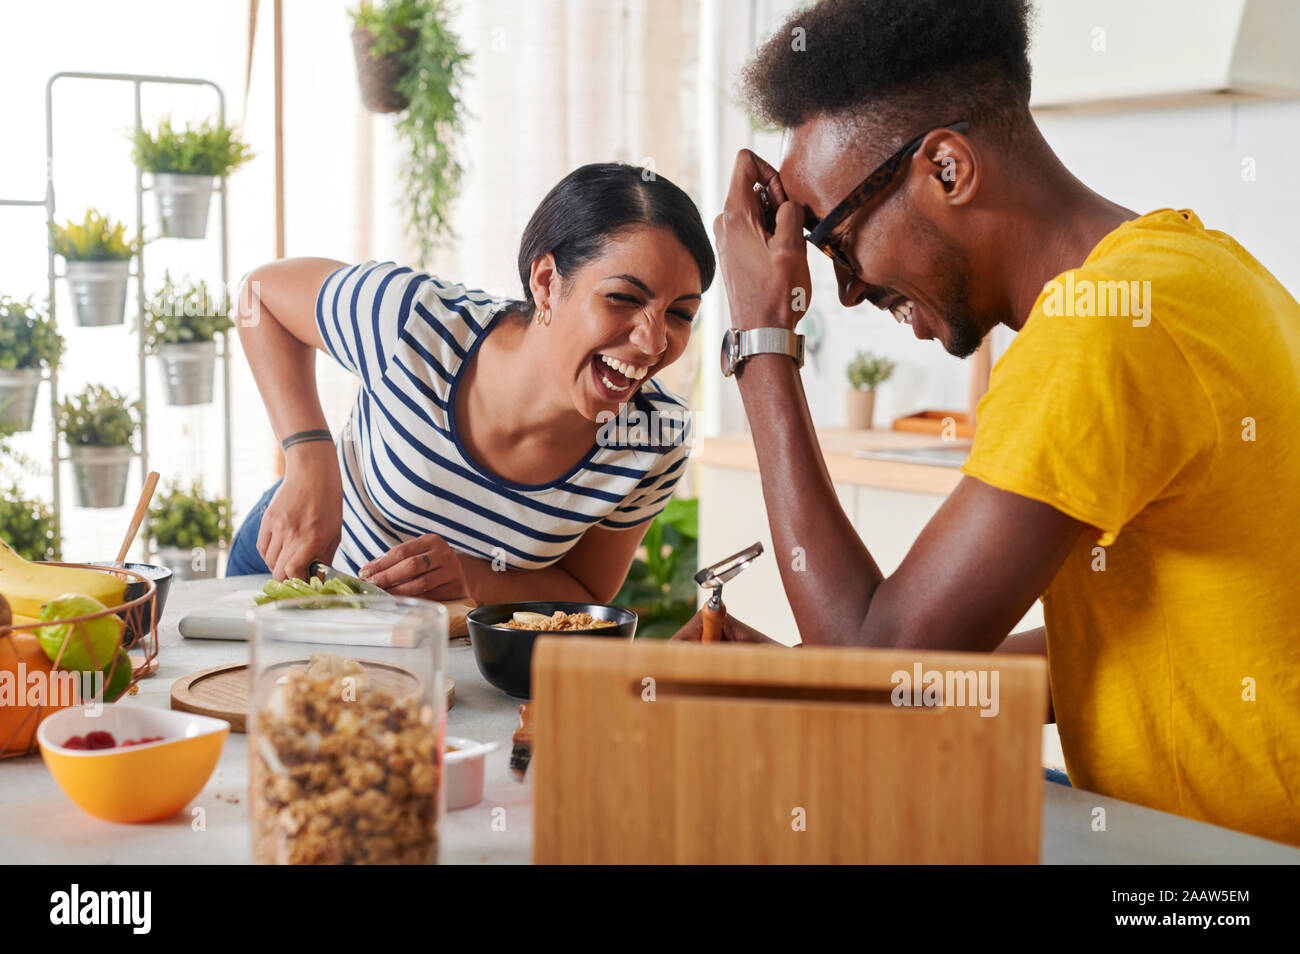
[281,429,334,450]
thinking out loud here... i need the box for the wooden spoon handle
[116,471,160,564]
[701,599,726,643]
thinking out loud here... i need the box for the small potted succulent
[148,480,231,579]
[144,273,234,406]
[350,0,422,113]
[130,117,253,239]
[51,209,140,327]
[0,296,63,432]
[57,384,139,509]
[845,350,896,430]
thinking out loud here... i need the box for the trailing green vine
[364,2,470,269]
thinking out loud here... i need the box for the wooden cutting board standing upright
[531,639,1048,865]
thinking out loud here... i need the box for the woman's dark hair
[516,163,715,312]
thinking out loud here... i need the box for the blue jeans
[1044,767,1072,787]
[225,479,282,576]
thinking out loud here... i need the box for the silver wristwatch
[720,327,805,377]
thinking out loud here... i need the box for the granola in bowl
[250,652,442,865]
[501,610,618,631]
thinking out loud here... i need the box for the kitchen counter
[700,427,966,494]
[699,428,977,641]
[2,576,1297,864]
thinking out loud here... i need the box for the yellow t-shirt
[963,209,1300,846]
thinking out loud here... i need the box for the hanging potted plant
[845,350,896,430]
[0,296,63,432]
[349,0,468,263]
[130,117,253,239]
[51,209,140,327]
[349,0,423,113]
[148,480,231,580]
[143,273,234,406]
[57,384,139,509]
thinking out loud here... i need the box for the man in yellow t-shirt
[678,0,1300,846]
[962,208,1300,843]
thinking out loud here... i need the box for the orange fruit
[0,632,68,756]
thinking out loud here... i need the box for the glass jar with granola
[248,595,448,864]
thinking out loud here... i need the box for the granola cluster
[251,653,441,864]
[502,611,616,631]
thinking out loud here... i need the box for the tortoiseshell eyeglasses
[757,120,970,277]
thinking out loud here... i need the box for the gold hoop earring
[535,306,550,326]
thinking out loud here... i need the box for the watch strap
[738,327,804,367]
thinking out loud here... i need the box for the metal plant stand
[0,71,233,558]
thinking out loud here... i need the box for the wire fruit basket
[0,563,159,758]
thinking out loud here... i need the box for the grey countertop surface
[2,576,1296,865]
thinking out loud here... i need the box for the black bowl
[467,601,637,699]
[86,561,173,648]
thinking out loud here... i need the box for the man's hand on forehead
[713,149,812,336]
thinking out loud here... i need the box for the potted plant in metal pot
[130,117,253,239]
[57,384,139,509]
[845,350,896,430]
[0,485,58,562]
[148,480,230,579]
[0,296,63,432]
[51,209,140,327]
[143,273,233,406]
[0,437,59,561]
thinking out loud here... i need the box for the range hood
[1029,0,1300,110]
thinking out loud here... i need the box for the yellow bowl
[37,705,229,823]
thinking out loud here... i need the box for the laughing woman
[227,163,713,604]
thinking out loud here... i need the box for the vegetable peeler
[694,542,764,642]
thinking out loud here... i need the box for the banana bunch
[0,539,126,621]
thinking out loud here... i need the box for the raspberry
[85,731,117,750]
[63,735,88,749]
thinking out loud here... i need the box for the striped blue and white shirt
[315,261,693,574]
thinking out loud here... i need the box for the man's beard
[943,306,985,359]
[922,224,986,359]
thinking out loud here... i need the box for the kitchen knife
[309,560,387,596]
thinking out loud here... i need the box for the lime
[101,649,133,702]
[37,594,123,672]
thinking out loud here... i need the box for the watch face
[720,328,738,377]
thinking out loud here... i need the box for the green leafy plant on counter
[349,0,469,264]
[142,273,234,350]
[130,117,254,177]
[0,296,63,372]
[148,480,232,550]
[57,384,139,447]
[50,209,140,262]
[847,349,896,391]
[0,437,58,561]
[613,497,699,640]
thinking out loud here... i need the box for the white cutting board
[178,589,473,642]
[177,589,267,640]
